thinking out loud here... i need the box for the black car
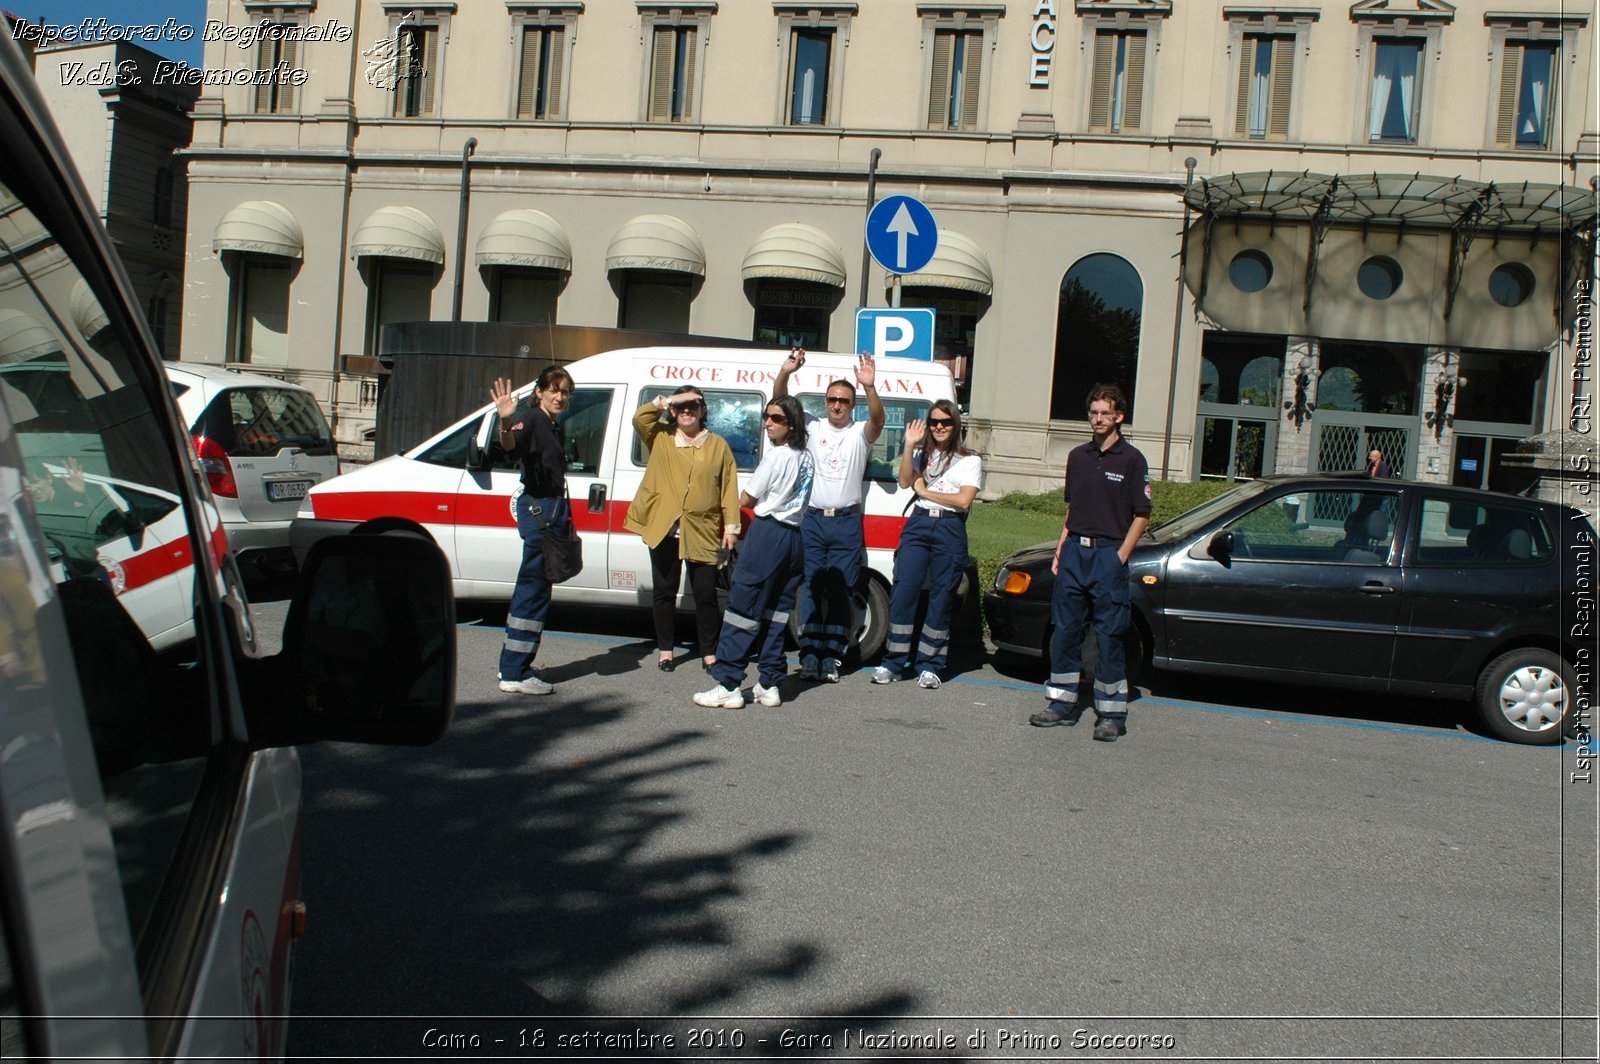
[984,474,1594,744]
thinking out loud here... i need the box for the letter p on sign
[855,307,935,361]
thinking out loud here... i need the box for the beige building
[179,0,1597,491]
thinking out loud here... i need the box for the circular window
[1357,256,1403,300]
[1228,250,1273,293]
[1488,263,1535,308]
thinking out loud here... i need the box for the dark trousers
[882,508,967,678]
[648,536,720,656]
[711,516,804,689]
[798,509,864,662]
[1047,538,1131,722]
[499,493,565,681]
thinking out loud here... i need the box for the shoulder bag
[530,494,584,583]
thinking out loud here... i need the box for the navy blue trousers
[499,493,566,682]
[798,509,863,662]
[711,516,804,690]
[882,508,967,678]
[1047,538,1131,722]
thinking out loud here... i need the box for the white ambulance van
[293,347,962,659]
[0,31,454,1059]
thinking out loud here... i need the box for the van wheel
[1475,648,1572,744]
[852,577,890,663]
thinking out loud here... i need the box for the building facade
[177,0,1597,490]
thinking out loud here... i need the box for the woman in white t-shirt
[694,394,815,709]
[873,399,983,689]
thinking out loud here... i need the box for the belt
[1072,534,1116,548]
[917,506,965,521]
[808,504,860,517]
[757,514,801,530]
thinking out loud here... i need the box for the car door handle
[1359,581,1395,595]
[587,483,606,513]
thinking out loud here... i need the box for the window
[490,269,559,324]
[1497,41,1557,148]
[251,21,300,114]
[384,9,448,119]
[226,256,290,366]
[797,395,932,481]
[1414,497,1552,566]
[1223,489,1397,564]
[752,279,834,349]
[635,386,765,471]
[789,29,832,124]
[1235,34,1294,139]
[1088,30,1147,134]
[641,4,714,125]
[927,28,982,130]
[618,270,693,333]
[515,22,568,120]
[487,387,613,474]
[362,261,434,357]
[1051,253,1143,423]
[153,165,174,228]
[1367,38,1422,142]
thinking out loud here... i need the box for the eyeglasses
[927,417,955,428]
[670,401,703,414]
[825,395,854,405]
[763,412,789,424]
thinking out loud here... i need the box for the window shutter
[1123,33,1146,132]
[517,27,542,118]
[1494,42,1522,147]
[278,37,297,112]
[680,27,697,121]
[650,26,674,121]
[418,27,438,116]
[958,32,983,129]
[1088,32,1115,132]
[927,30,953,128]
[1233,36,1256,136]
[546,27,564,118]
[1268,37,1294,139]
[254,35,274,112]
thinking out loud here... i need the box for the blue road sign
[865,195,938,275]
[855,307,935,361]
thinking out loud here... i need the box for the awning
[605,214,706,276]
[70,279,109,339]
[740,222,846,287]
[898,229,994,296]
[350,205,445,264]
[212,200,304,259]
[0,309,62,363]
[475,209,572,271]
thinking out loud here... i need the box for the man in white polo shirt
[773,347,886,683]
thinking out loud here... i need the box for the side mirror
[271,533,456,746]
[1207,530,1235,559]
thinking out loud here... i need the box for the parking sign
[855,308,935,361]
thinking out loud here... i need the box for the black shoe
[1029,706,1080,727]
[657,658,675,672]
[1093,718,1127,742]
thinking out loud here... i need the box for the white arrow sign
[886,202,919,271]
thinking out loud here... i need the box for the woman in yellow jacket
[624,385,742,672]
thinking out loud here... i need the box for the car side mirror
[1207,530,1235,559]
[269,533,456,746]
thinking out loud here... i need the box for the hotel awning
[0,309,62,363]
[350,205,445,264]
[476,209,572,272]
[70,279,109,340]
[740,222,847,287]
[898,228,994,296]
[212,200,304,259]
[605,214,706,276]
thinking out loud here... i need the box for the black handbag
[530,496,583,583]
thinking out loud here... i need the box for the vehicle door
[0,84,296,1061]
[1160,485,1403,685]
[453,383,619,592]
[1393,492,1560,689]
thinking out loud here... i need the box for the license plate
[267,479,313,501]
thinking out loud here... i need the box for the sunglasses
[763,412,789,424]
[670,401,704,414]
[825,395,854,405]
[927,417,955,427]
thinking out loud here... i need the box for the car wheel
[1474,648,1573,744]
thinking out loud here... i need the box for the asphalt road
[264,599,1598,1063]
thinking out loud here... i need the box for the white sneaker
[751,682,782,707]
[799,654,820,681]
[499,675,554,696]
[821,658,841,683]
[694,684,745,709]
[870,666,898,684]
[916,671,942,689]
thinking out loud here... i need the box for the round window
[1488,263,1535,308]
[1228,250,1273,293]
[1357,256,1403,300]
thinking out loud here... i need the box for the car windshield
[1149,479,1272,541]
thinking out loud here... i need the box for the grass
[967,480,1235,593]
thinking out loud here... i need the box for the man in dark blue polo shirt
[1030,383,1150,741]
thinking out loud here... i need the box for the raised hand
[904,418,926,448]
[855,352,876,389]
[490,377,518,421]
[782,347,806,374]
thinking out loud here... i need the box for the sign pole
[890,275,902,309]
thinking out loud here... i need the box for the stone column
[1275,335,1319,475]
[1413,346,1460,484]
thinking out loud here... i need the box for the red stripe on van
[116,537,192,591]
[312,490,456,524]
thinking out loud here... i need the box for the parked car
[985,474,1593,744]
[164,363,339,566]
[0,31,454,1060]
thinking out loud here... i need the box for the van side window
[633,387,764,471]
[797,396,931,481]
[482,387,613,474]
[412,418,476,468]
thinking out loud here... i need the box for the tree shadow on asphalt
[286,692,919,1060]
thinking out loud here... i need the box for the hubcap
[1498,664,1566,733]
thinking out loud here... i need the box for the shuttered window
[517,25,565,119]
[252,24,298,114]
[648,25,697,123]
[1088,30,1147,134]
[393,24,440,118]
[1234,34,1294,140]
[927,28,983,131]
[1495,41,1557,149]
[788,28,833,125]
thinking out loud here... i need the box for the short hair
[825,379,855,398]
[1085,383,1128,414]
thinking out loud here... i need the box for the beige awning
[0,309,63,364]
[605,214,706,276]
[70,279,109,340]
[740,222,847,287]
[212,200,304,259]
[898,229,994,296]
[350,205,445,264]
[475,209,572,271]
